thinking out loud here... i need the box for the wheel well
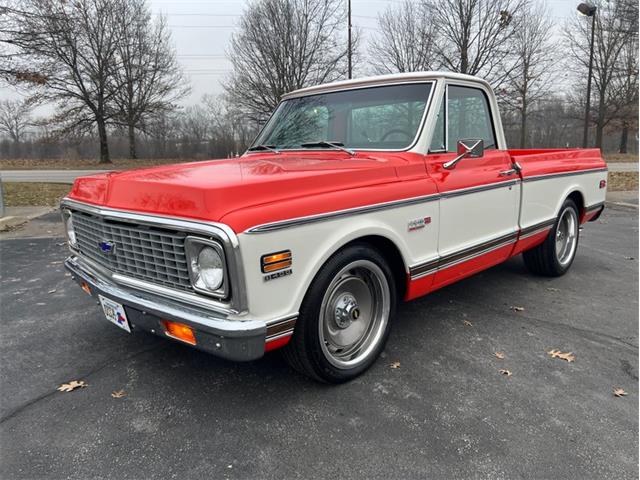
[567,191,585,221]
[343,235,407,299]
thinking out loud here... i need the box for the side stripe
[246,167,606,234]
[266,316,297,340]
[410,231,519,279]
[409,216,559,280]
[246,180,517,234]
[522,167,607,183]
[585,201,605,213]
[519,218,556,239]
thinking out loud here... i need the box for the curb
[605,200,638,210]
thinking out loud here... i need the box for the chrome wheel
[319,260,390,369]
[555,206,578,266]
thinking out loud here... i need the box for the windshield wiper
[247,144,280,154]
[300,141,355,156]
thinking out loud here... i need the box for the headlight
[62,210,77,247]
[185,237,227,298]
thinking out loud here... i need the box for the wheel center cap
[334,294,359,329]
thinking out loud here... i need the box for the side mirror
[444,139,484,169]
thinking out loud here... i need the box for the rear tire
[282,244,396,383]
[523,198,580,277]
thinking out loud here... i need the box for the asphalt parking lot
[0,208,638,480]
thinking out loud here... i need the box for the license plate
[99,295,131,333]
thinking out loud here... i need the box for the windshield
[251,83,433,151]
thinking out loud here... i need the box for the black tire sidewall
[298,244,397,383]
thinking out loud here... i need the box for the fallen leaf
[111,390,126,398]
[57,380,87,392]
[463,320,473,327]
[47,289,57,294]
[390,361,401,369]
[547,349,575,362]
[511,306,525,312]
[613,387,628,397]
[499,369,512,377]
[494,352,505,360]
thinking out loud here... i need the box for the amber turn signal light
[261,250,292,273]
[81,281,92,295]
[162,320,196,345]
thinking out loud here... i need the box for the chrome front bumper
[65,255,268,361]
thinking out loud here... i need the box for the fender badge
[264,268,292,282]
[408,216,431,232]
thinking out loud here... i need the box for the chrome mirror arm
[443,152,467,170]
[443,140,482,170]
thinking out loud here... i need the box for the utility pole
[577,3,597,148]
[347,0,352,79]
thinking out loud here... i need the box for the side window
[446,85,496,152]
[429,95,446,152]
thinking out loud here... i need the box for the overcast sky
[0,0,582,113]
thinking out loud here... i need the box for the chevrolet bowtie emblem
[99,241,116,254]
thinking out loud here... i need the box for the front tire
[523,198,580,276]
[282,244,396,383]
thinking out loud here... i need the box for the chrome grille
[71,211,192,291]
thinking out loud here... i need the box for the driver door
[426,84,520,289]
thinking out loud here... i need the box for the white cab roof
[282,71,492,99]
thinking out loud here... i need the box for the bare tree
[0,98,33,143]
[224,0,353,123]
[0,4,48,86]
[3,0,126,163]
[500,3,557,148]
[368,0,436,74]
[431,0,525,85]
[111,0,188,159]
[608,12,639,153]
[566,0,638,148]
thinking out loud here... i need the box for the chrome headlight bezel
[61,209,77,248]
[184,236,228,299]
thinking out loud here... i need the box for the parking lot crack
[0,343,165,425]
[456,299,639,351]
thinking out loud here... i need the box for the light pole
[577,2,597,148]
[347,0,352,79]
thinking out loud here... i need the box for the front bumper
[65,255,269,361]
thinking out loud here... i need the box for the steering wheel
[380,129,412,142]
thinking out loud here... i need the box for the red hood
[68,151,428,226]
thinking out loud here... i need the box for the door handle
[499,169,517,176]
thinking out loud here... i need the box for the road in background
[608,162,639,172]
[0,170,110,183]
[0,208,638,479]
[0,162,638,183]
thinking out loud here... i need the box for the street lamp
[577,2,597,148]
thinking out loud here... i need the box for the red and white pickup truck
[62,72,607,382]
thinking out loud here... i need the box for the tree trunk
[460,46,468,74]
[618,123,629,154]
[519,103,527,149]
[595,95,606,149]
[97,118,111,164]
[128,123,137,159]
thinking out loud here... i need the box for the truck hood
[67,152,426,226]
